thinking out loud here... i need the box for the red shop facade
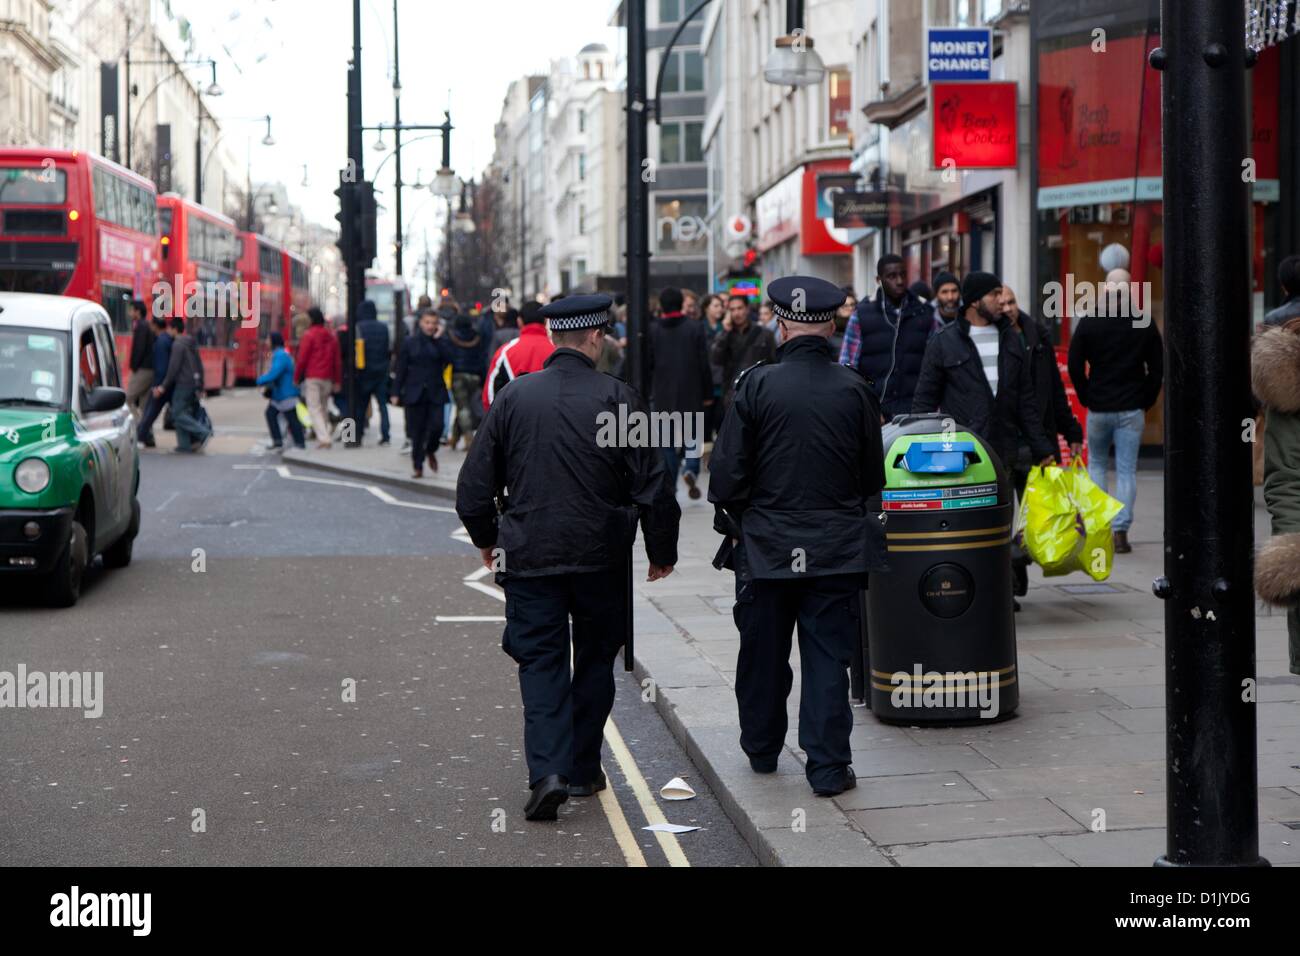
[1030,1,1294,446]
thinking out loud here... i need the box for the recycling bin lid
[903,441,977,474]
[877,414,1006,511]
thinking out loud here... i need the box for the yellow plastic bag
[1019,461,1125,580]
[296,400,312,429]
[1018,465,1078,571]
[1062,460,1124,581]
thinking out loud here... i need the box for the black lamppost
[1150,0,1267,867]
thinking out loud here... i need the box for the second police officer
[709,276,888,797]
[456,294,682,822]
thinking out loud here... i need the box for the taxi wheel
[102,498,140,570]
[45,520,88,608]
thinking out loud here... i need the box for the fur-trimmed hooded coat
[1252,325,1300,674]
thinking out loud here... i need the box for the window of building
[659,121,704,164]
[661,49,703,94]
[684,123,702,163]
[578,204,586,235]
[578,108,586,133]
[579,153,587,181]
[659,0,680,24]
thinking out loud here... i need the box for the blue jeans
[172,385,211,451]
[265,401,305,448]
[662,435,702,482]
[1087,409,1145,532]
[356,372,390,442]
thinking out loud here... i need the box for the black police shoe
[568,771,607,797]
[749,755,778,774]
[524,775,569,821]
[812,767,856,797]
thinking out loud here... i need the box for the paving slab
[890,835,1076,867]
[849,797,1085,845]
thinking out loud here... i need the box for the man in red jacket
[295,307,343,448]
[482,301,556,409]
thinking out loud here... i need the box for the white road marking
[434,615,507,623]
[465,580,505,602]
[154,491,180,513]
[240,467,266,497]
[231,464,458,513]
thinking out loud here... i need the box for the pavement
[281,407,1300,868]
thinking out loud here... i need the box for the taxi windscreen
[0,327,69,408]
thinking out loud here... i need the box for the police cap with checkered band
[540,293,615,332]
[766,275,846,323]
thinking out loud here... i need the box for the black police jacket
[911,315,1057,467]
[708,335,888,580]
[456,348,681,578]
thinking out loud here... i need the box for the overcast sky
[172,0,621,269]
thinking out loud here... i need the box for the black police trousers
[501,567,626,788]
[734,573,861,788]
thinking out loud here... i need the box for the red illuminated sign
[1037,35,1161,193]
[931,81,1018,169]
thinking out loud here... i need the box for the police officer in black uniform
[709,276,888,797]
[456,294,681,822]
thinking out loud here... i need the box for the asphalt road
[0,390,756,867]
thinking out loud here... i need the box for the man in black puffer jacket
[912,272,1057,472]
[839,254,938,420]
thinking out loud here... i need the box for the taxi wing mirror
[85,386,127,413]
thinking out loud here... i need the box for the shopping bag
[1061,460,1124,581]
[1018,465,1078,571]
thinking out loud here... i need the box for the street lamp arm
[372,132,440,179]
[652,0,713,123]
[128,59,218,161]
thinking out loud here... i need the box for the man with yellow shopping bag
[913,272,1057,609]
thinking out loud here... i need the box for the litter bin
[863,414,1019,724]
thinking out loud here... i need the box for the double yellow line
[462,561,690,868]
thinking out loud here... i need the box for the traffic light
[357,180,378,267]
[334,174,356,263]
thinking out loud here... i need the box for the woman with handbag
[393,309,455,478]
[257,332,306,450]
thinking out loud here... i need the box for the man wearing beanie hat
[932,271,962,327]
[913,270,1057,497]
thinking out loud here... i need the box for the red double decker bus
[157,193,241,391]
[0,149,159,377]
[283,249,311,346]
[233,232,288,384]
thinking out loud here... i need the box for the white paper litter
[660,776,697,801]
[643,823,700,834]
